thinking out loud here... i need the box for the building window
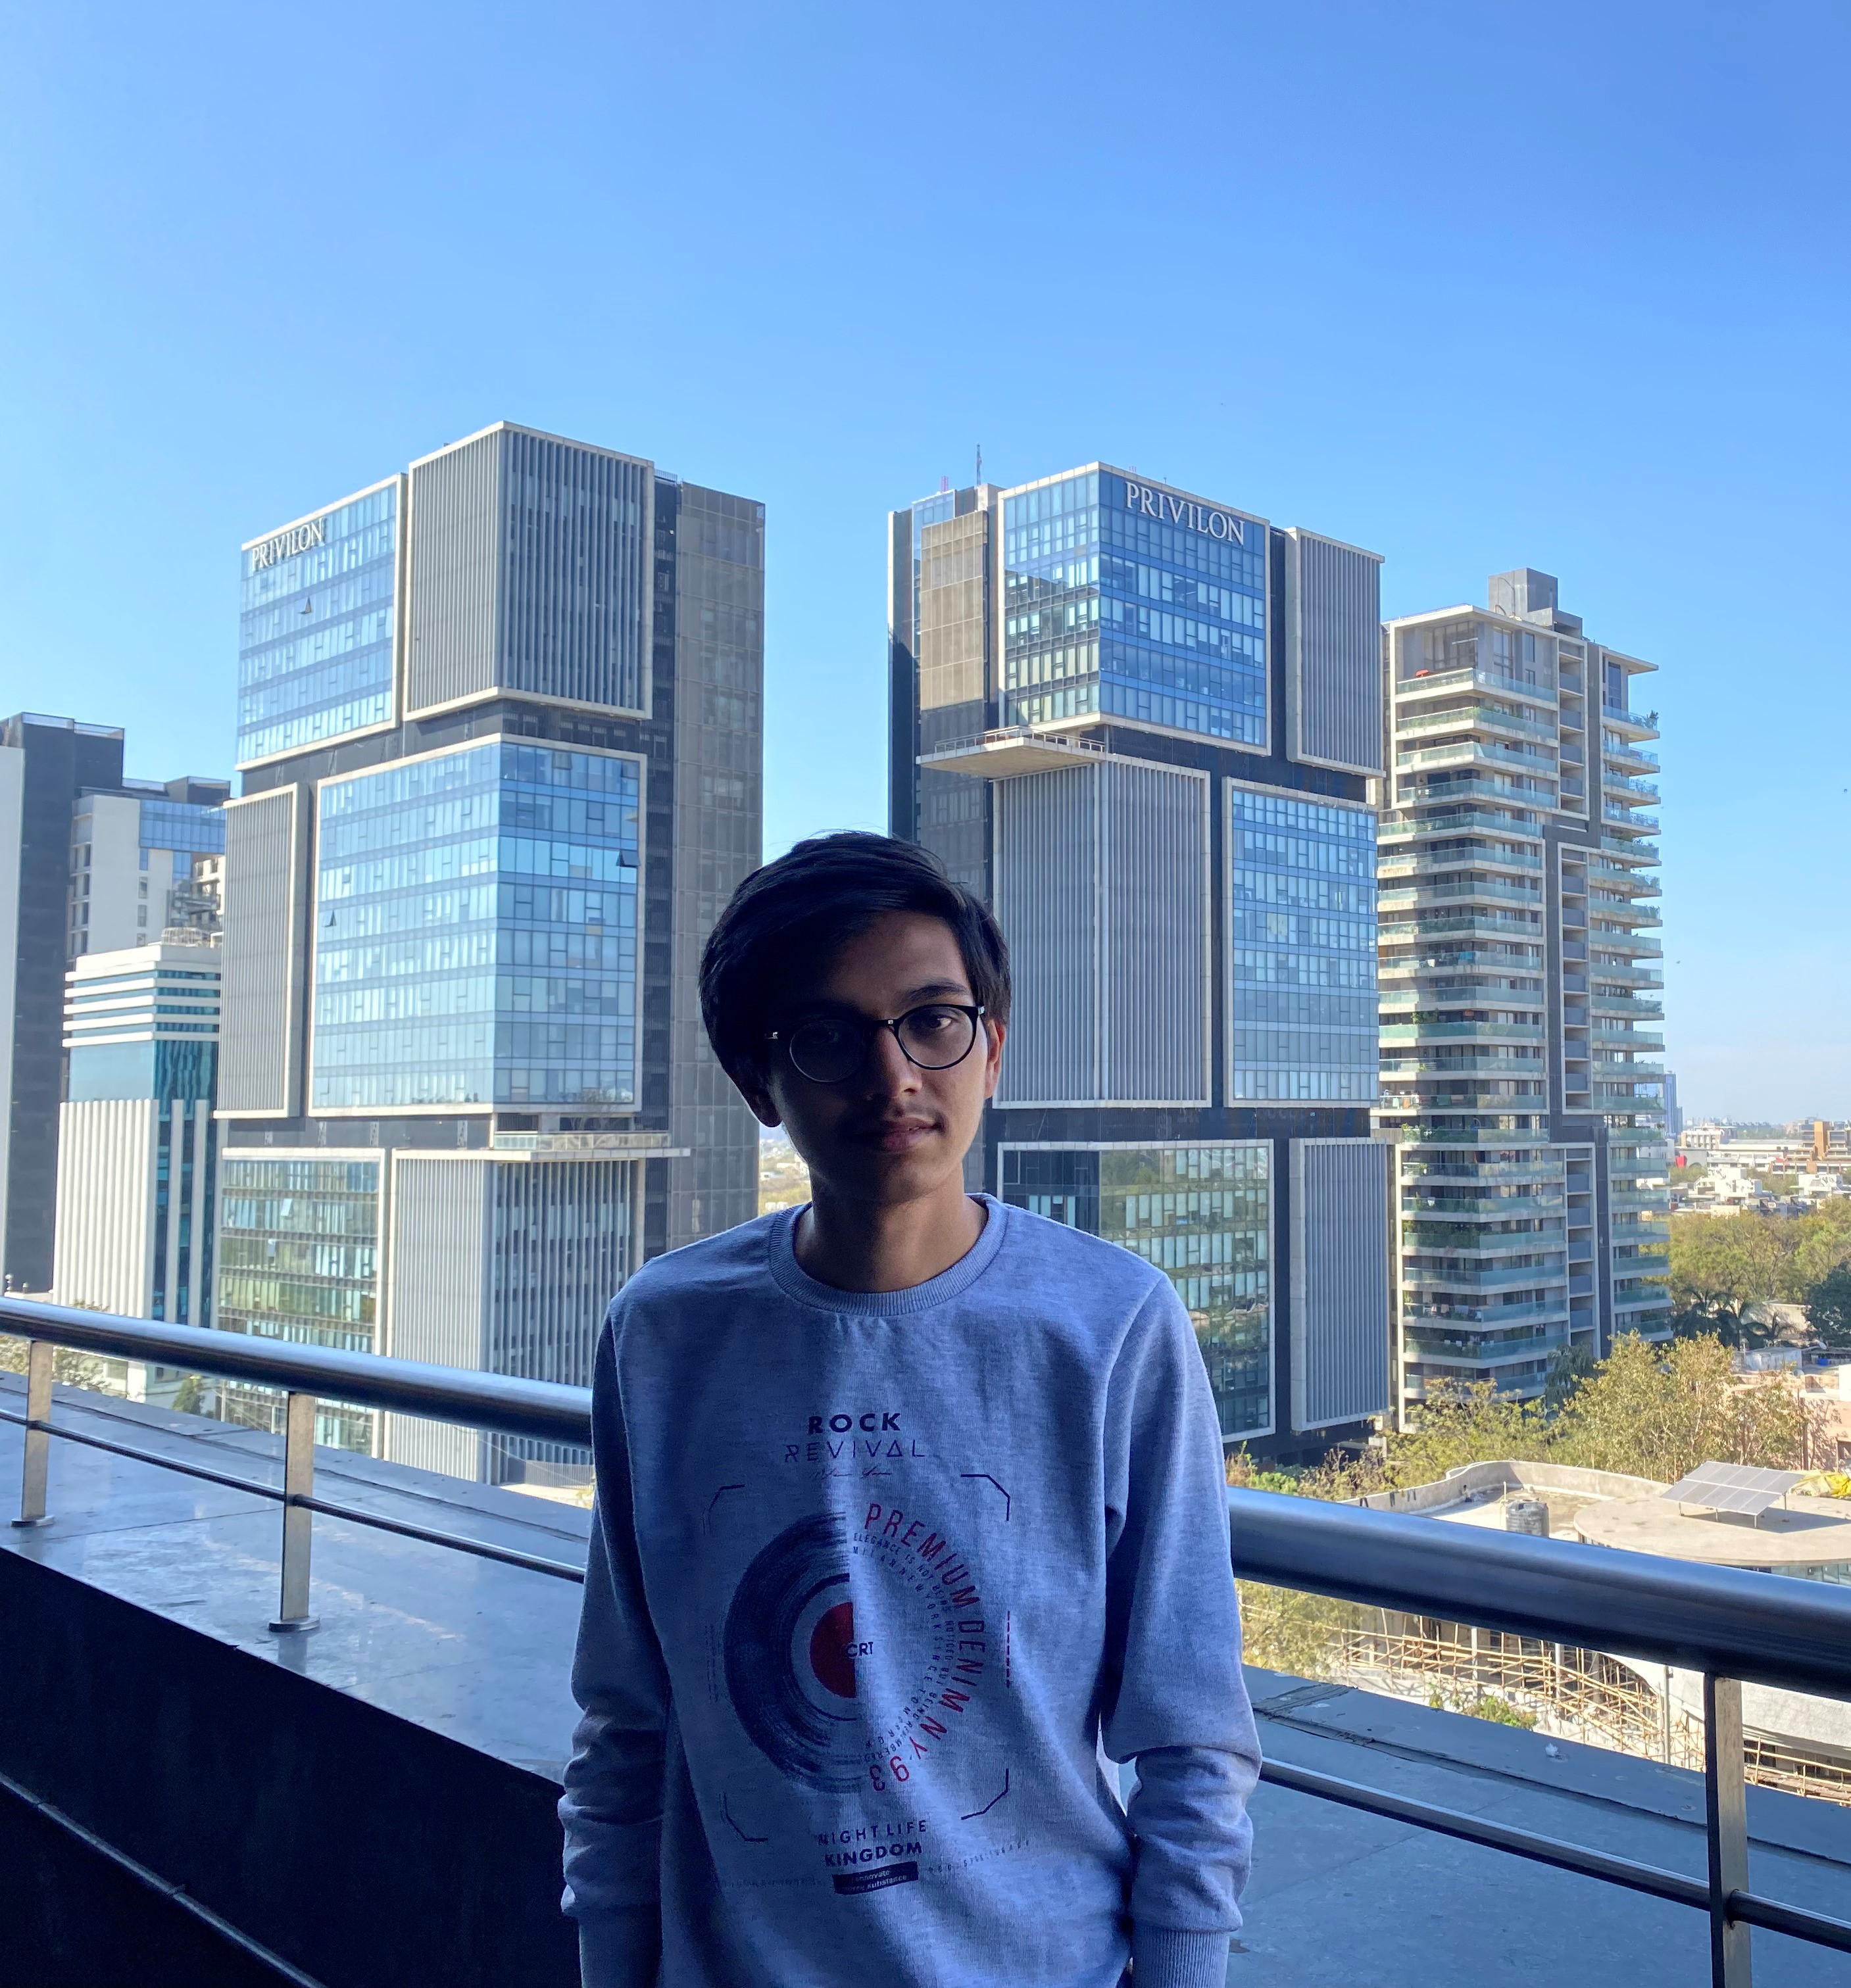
[1001,1143,1273,1440]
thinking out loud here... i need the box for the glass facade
[312,740,641,1111]
[1001,1144,1272,1440]
[138,800,227,856]
[216,1155,380,1450]
[238,481,399,767]
[1229,787,1377,1102]
[150,1099,214,1323]
[1002,470,1266,744]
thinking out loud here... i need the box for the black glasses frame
[764,1003,987,1086]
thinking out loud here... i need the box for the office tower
[53,944,220,1336]
[217,423,763,1480]
[1664,1072,1682,1148]
[0,713,131,1292]
[68,777,230,959]
[1379,570,1669,1416]
[888,468,1391,1463]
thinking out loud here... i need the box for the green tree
[1669,1213,1785,1344]
[1380,1380,1552,1488]
[1551,1333,1806,1480]
[1807,1265,1851,1342]
[1789,1201,1851,1302]
[1543,1341,1598,1413]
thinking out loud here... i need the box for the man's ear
[981,1018,1006,1102]
[729,1055,781,1128]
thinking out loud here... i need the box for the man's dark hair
[700,832,1010,1087]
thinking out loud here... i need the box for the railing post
[1704,1672,1752,1987]
[268,1392,318,1634]
[11,1340,53,1528]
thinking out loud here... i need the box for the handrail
[8,1297,1851,1981]
[1227,1488,1851,1703]
[0,1296,591,1445]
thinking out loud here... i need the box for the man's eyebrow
[898,980,972,1003]
[781,979,972,1020]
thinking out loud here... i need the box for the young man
[561,832,1258,1988]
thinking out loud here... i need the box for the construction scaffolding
[1241,1588,1851,1806]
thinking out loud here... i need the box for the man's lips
[845,1117,939,1152]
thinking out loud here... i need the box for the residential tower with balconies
[1379,569,1669,1413]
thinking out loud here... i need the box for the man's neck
[794,1178,985,1294]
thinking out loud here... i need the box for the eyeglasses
[765,1003,986,1086]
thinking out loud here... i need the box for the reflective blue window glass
[139,800,226,855]
[1229,787,1378,1102]
[239,482,399,766]
[1001,470,1266,744]
[1001,1142,1272,1439]
[311,741,642,1111]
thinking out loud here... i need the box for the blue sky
[3,1,1846,1119]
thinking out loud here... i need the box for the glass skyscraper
[889,464,1392,1461]
[218,425,764,1484]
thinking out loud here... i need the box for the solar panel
[1661,1462,1807,1518]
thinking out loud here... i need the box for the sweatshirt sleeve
[559,1301,670,1987]
[1098,1279,1261,1988]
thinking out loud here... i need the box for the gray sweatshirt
[560,1196,1258,1988]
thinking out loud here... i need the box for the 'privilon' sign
[249,518,327,570]
[1122,480,1246,544]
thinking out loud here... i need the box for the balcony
[1402,1330,1573,1365]
[1401,1298,1571,1328]
[1394,664,1558,710]
[1402,1261,1569,1292]
[1379,909,1546,944]
[1379,808,1546,847]
[1377,877,1545,912]
[1381,1021,1547,1045]
[1398,740,1557,774]
[11,1300,1851,1988]
[1602,702,1661,739]
[1396,777,1559,810]
[1379,846,1544,879]
[1602,834,1662,864]
[1397,704,1560,746]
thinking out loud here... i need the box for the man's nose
[860,1025,920,1095]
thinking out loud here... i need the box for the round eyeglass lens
[786,1018,866,1084]
[895,1004,977,1069]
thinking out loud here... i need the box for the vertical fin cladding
[498,430,652,714]
[993,758,1208,1107]
[1101,759,1210,1106]
[994,765,1098,1105]
[1290,1138,1393,1432]
[220,788,306,1115]
[407,430,503,714]
[1285,531,1385,777]
[383,1153,492,1480]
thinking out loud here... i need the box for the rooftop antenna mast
[975,443,982,485]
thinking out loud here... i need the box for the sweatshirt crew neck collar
[766,1194,1010,1316]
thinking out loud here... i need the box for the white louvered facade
[995,756,1210,1108]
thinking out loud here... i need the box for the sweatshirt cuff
[576,1908,660,1987]
[1133,1926,1231,1988]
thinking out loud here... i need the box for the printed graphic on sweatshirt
[723,1499,992,1801]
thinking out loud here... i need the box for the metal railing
[1,1297,593,1629]
[5,1297,1851,1984]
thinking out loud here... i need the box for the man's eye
[795,1021,854,1051]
